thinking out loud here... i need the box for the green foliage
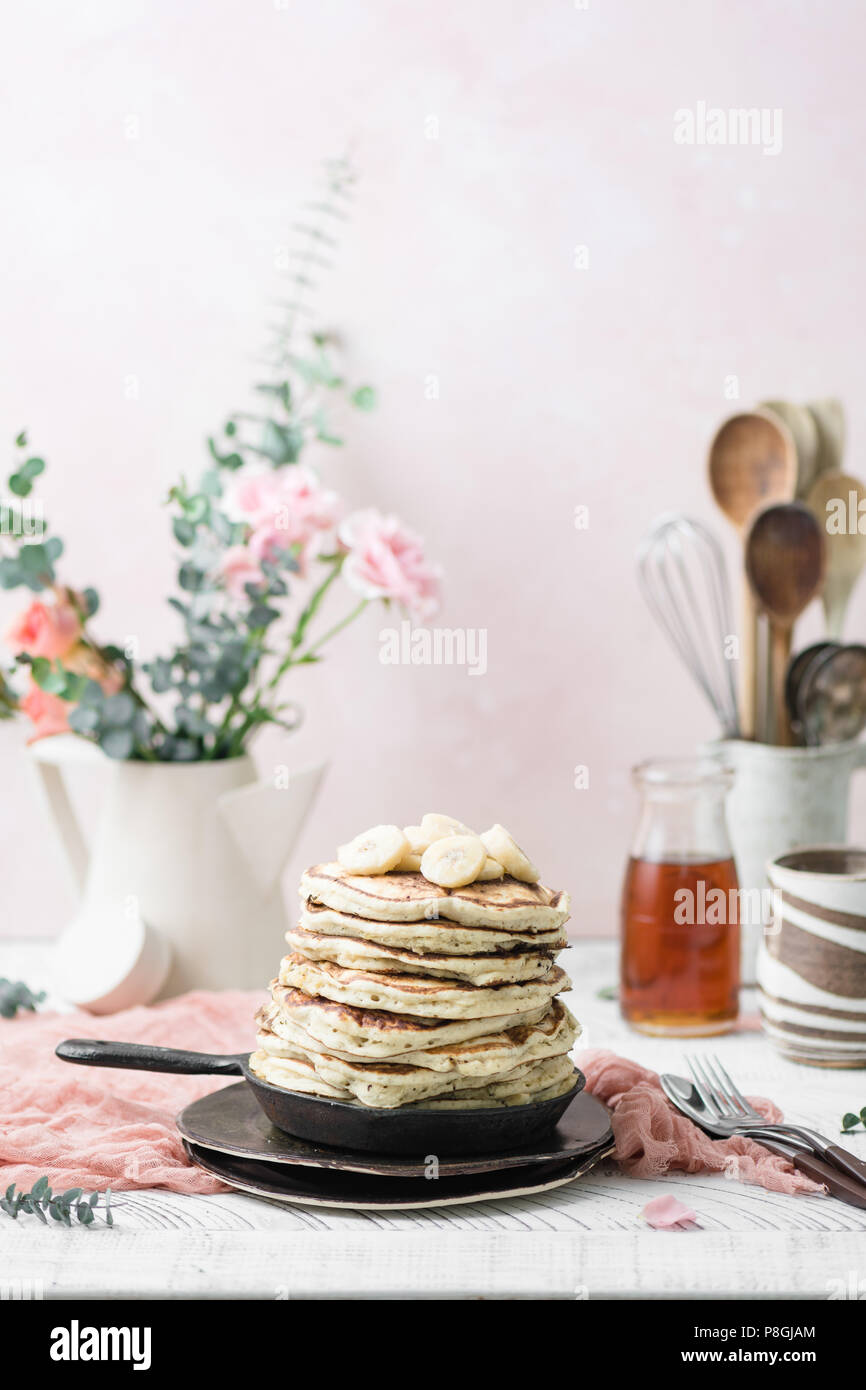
[1,1179,113,1227]
[0,979,45,1018]
[841,1109,866,1132]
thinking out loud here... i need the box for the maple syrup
[619,759,740,1035]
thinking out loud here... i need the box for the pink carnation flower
[223,466,342,579]
[339,509,441,619]
[220,545,264,600]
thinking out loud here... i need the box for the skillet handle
[56,1038,245,1076]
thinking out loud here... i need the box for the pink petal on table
[640,1195,699,1229]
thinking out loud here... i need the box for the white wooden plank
[2,1229,860,1300]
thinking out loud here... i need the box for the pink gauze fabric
[576,1048,824,1197]
[0,990,265,1194]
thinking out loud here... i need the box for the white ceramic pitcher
[30,736,327,1010]
[716,737,866,979]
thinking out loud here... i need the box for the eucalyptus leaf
[68,705,100,734]
[0,558,22,589]
[99,727,135,760]
[102,692,136,727]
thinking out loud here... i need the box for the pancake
[257,996,580,1074]
[286,925,558,985]
[248,1045,577,1109]
[301,863,570,931]
[300,900,568,956]
[278,953,570,1020]
[270,983,554,1058]
[416,1062,578,1109]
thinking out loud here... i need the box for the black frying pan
[56,1039,583,1156]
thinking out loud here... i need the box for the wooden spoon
[708,410,797,739]
[807,398,846,478]
[745,502,826,745]
[806,472,866,639]
[760,399,821,498]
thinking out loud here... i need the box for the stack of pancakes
[250,862,579,1110]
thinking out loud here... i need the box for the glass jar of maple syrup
[620,757,740,1036]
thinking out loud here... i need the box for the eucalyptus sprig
[206,156,376,476]
[0,978,46,1019]
[841,1109,866,1133]
[1,1178,113,1227]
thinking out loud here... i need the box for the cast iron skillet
[56,1039,583,1156]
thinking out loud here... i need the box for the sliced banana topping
[403,824,433,855]
[394,851,424,872]
[420,834,486,889]
[479,824,539,884]
[337,824,409,876]
[476,856,505,881]
[420,812,476,841]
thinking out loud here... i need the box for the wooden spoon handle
[770,622,793,745]
[739,581,758,740]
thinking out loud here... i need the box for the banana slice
[420,812,476,842]
[403,824,432,854]
[476,856,505,881]
[337,824,409,876]
[479,824,539,884]
[420,834,486,888]
[394,851,424,872]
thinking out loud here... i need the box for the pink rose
[21,682,70,742]
[339,509,441,619]
[6,599,81,660]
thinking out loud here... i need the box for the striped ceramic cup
[759,847,866,1067]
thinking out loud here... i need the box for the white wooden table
[2,940,866,1300]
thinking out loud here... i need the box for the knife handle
[759,1137,866,1209]
[822,1143,866,1189]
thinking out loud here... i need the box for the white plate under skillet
[181,1136,616,1212]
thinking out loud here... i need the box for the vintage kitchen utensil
[760,399,821,499]
[744,501,825,744]
[177,1079,613,1178]
[807,398,846,477]
[637,515,739,738]
[708,409,797,738]
[761,847,866,1066]
[806,472,866,639]
[785,642,841,740]
[55,1038,581,1156]
[660,1072,866,1209]
[796,644,866,746]
[685,1054,866,1187]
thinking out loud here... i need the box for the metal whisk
[637,514,740,739]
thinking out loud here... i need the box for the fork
[687,1053,866,1188]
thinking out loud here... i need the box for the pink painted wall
[2,0,866,938]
